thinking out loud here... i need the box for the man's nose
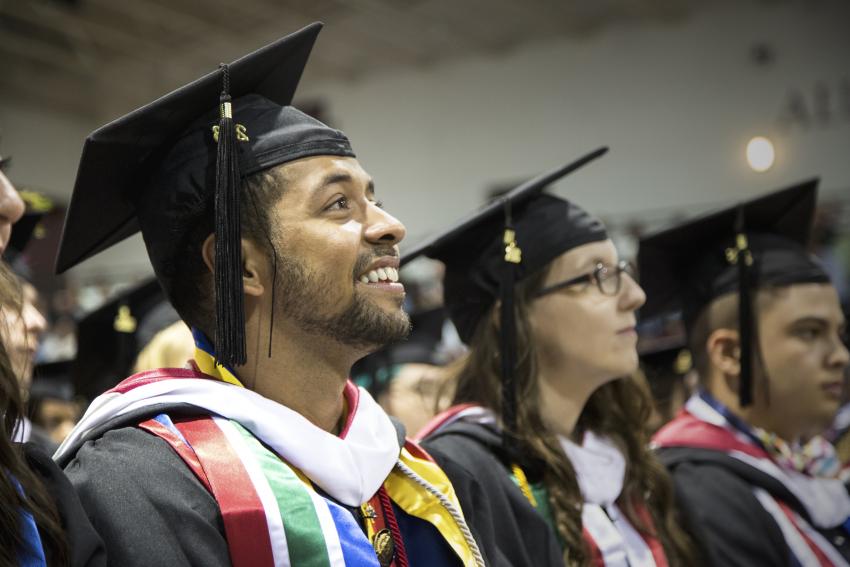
[365,204,406,246]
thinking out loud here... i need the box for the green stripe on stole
[231,421,333,567]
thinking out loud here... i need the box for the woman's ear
[201,234,266,298]
[241,238,266,298]
[706,327,741,382]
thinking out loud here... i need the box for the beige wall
[1,0,848,283]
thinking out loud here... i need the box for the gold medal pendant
[373,528,395,567]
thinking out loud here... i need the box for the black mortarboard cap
[7,190,52,260]
[72,278,172,402]
[30,360,75,403]
[56,23,354,368]
[402,147,609,343]
[401,147,609,442]
[638,179,830,406]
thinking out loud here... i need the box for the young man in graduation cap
[643,180,850,566]
[53,24,484,567]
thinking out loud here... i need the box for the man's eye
[326,196,349,211]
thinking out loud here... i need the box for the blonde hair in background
[133,320,195,373]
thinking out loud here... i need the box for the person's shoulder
[422,421,503,470]
[64,425,230,567]
[423,424,517,496]
[66,425,188,483]
[422,426,564,567]
[664,457,791,566]
[665,456,757,503]
[23,444,107,567]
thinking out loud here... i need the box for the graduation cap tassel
[213,64,247,368]
[500,199,522,453]
[733,207,754,407]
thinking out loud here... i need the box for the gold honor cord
[511,463,538,508]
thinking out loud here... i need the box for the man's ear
[706,327,741,382]
[201,234,215,274]
[241,238,266,298]
[200,234,266,298]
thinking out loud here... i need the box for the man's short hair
[165,168,283,336]
[688,286,785,381]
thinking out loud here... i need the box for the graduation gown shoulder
[23,443,107,567]
[422,421,565,567]
[657,446,790,567]
[658,445,850,567]
[63,425,231,567]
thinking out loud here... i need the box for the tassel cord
[213,64,247,367]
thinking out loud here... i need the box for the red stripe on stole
[108,368,214,394]
[412,403,480,441]
[174,418,276,567]
[580,502,670,567]
[652,412,769,460]
[583,526,606,567]
[339,381,360,438]
[138,419,213,494]
[403,439,437,464]
[775,501,835,567]
[633,502,669,567]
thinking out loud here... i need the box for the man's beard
[274,250,410,349]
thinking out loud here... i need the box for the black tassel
[734,207,754,407]
[213,64,246,368]
[500,199,522,453]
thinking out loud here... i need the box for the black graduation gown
[422,421,566,567]
[22,443,107,567]
[658,445,850,567]
[59,407,463,567]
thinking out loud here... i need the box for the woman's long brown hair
[452,265,698,566]
[0,263,68,566]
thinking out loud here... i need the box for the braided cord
[394,459,486,567]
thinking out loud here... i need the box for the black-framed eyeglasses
[534,260,636,298]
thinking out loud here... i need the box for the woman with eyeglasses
[408,152,699,566]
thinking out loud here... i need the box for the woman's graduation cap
[401,147,609,443]
[637,179,830,406]
[55,23,355,368]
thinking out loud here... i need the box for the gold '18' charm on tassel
[725,233,753,266]
[212,124,249,143]
[504,228,522,264]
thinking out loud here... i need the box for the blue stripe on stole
[153,413,193,449]
[10,476,47,567]
[325,499,381,566]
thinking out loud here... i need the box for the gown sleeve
[63,426,231,567]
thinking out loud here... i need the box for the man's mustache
[352,246,398,278]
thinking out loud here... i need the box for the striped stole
[140,413,380,567]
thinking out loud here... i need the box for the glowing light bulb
[746,136,775,172]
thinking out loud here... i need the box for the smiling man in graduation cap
[53,23,484,567]
[646,180,850,566]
